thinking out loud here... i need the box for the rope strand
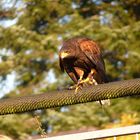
[0,78,139,115]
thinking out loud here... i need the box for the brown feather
[59,55,64,72]
[59,37,108,84]
[78,39,107,83]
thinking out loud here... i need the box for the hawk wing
[79,40,107,82]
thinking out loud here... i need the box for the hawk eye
[64,50,70,53]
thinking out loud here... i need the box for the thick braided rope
[0,79,140,115]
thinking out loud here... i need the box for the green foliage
[0,114,33,139]
[0,0,139,139]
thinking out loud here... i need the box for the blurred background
[0,0,140,139]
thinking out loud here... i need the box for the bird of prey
[59,37,108,94]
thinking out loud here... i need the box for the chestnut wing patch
[79,40,105,72]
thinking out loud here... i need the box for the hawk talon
[68,85,76,90]
[74,77,97,93]
[75,80,83,93]
[91,79,98,85]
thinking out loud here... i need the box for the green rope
[0,78,140,115]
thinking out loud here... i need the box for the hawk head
[59,50,71,59]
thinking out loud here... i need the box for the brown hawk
[59,37,108,94]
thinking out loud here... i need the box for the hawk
[59,37,108,93]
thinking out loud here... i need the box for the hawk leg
[89,70,110,106]
[68,70,85,92]
[68,78,96,91]
[75,75,85,93]
[75,69,97,93]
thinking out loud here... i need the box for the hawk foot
[68,85,77,90]
[75,77,98,93]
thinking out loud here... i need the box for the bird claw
[69,77,98,94]
[68,84,82,91]
[68,85,76,90]
[75,83,83,94]
[74,78,97,93]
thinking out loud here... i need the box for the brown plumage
[59,37,108,86]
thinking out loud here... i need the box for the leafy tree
[0,0,139,139]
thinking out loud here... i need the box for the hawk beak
[60,52,69,58]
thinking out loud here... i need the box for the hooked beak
[60,52,69,59]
